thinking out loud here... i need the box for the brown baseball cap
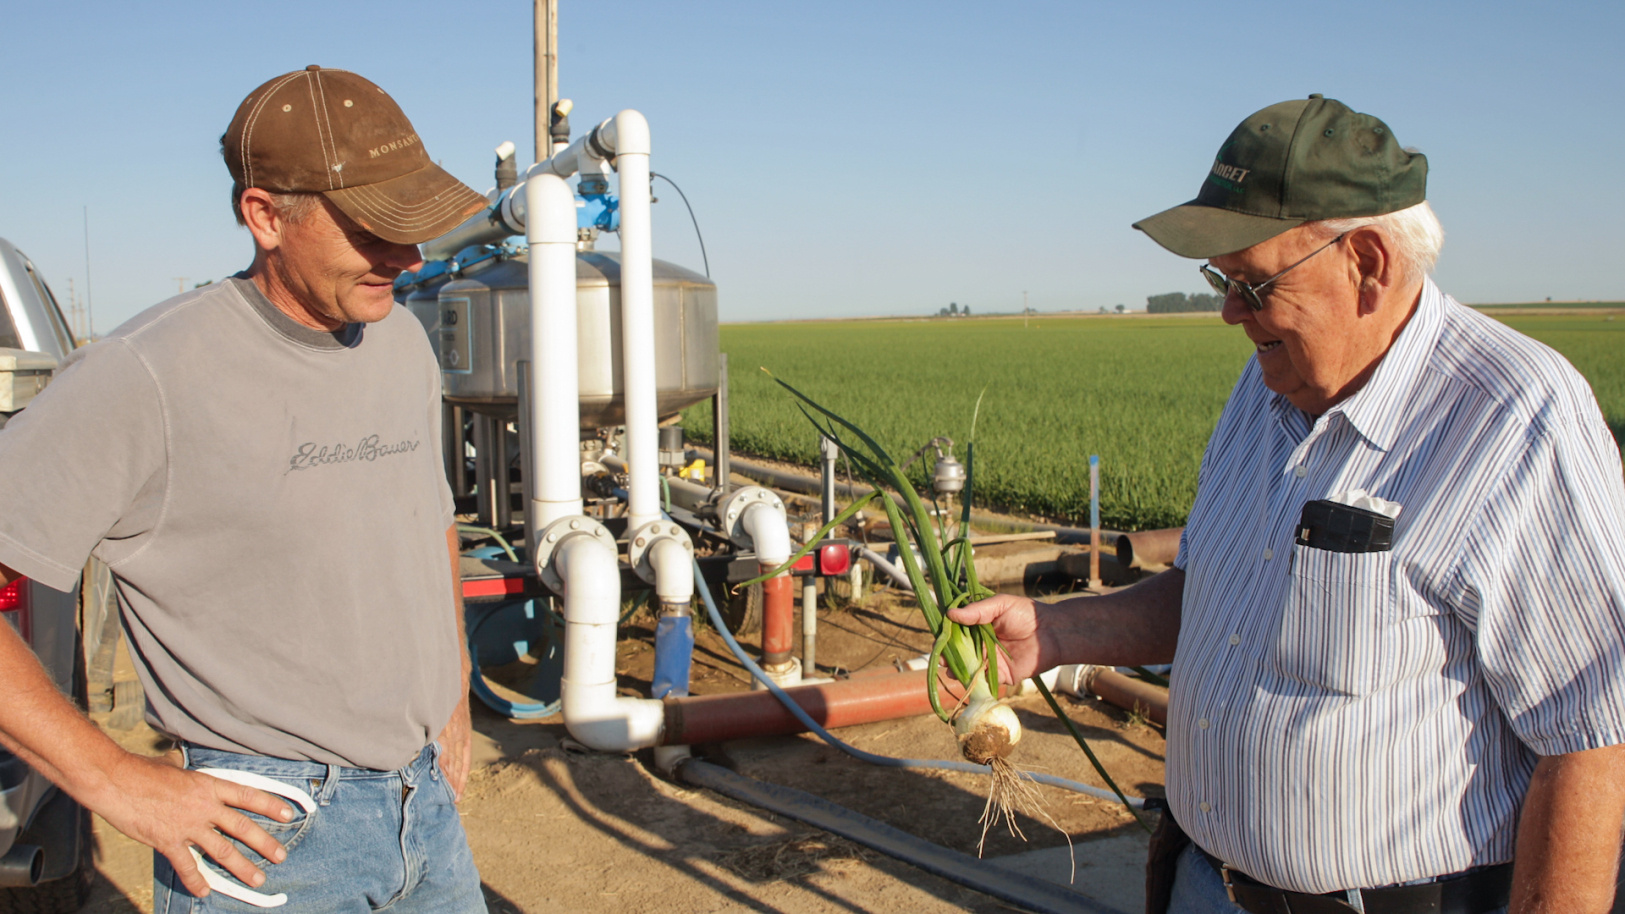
[223,66,488,245]
[1133,95,1427,259]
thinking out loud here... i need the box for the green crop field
[681,311,1625,531]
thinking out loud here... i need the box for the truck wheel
[722,581,763,635]
[0,805,93,913]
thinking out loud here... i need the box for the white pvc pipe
[558,534,664,750]
[651,537,694,604]
[613,110,659,531]
[741,501,792,566]
[534,131,594,180]
[423,117,623,262]
[526,173,585,531]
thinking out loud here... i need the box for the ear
[1346,228,1393,316]
[238,188,286,253]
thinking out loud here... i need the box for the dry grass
[713,835,872,883]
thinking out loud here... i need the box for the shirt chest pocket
[1270,546,1402,696]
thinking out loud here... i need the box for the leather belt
[1197,847,1512,914]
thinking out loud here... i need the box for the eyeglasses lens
[1200,265,1264,311]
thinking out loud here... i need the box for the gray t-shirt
[0,277,459,770]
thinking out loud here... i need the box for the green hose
[457,524,518,562]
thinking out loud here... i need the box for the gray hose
[677,759,1114,913]
[856,546,914,591]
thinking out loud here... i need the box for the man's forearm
[438,526,474,797]
[0,610,134,809]
[1043,567,1183,667]
[1510,744,1625,913]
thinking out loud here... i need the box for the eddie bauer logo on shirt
[287,434,420,472]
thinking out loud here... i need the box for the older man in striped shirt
[954,95,1625,914]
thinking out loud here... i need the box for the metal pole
[449,405,469,497]
[713,353,731,495]
[535,0,558,162]
[473,415,495,527]
[802,578,818,676]
[819,434,839,526]
[494,416,513,530]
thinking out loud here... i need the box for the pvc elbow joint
[524,173,577,246]
[562,684,665,752]
[610,109,651,157]
[650,537,695,604]
[552,528,665,751]
[741,501,792,568]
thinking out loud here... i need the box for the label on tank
[439,297,471,374]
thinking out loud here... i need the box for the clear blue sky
[3,0,1621,332]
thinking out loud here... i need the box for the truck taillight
[0,578,31,643]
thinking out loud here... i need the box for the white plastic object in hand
[187,767,318,908]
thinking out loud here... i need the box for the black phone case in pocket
[1295,499,1395,553]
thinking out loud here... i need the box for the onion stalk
[740,372,1146,842]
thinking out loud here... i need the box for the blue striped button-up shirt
[1169,279,1625,894]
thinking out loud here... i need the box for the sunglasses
[1199,233,1347,311]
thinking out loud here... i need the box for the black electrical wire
[650,172,710,278]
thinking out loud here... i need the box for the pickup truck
[0,236,105,912]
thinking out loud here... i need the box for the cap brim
[324,162,489,245]
[1132,201,1305,259]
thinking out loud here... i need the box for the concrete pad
[989,829,1149,914]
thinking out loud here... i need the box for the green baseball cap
[1133,94,1427,259]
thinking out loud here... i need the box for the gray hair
[1306,200,1444,282]
[230,183,321,228]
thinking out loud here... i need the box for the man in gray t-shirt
[0,67,491,911]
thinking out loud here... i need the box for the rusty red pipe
[661,668,997,746]
[1083,667,1168,726]
[760,568,796,667]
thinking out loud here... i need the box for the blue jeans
[1168,844,1507,914]
[153,742,486,913]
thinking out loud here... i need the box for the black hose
[676,759,1115,914]
[649,172,709,278]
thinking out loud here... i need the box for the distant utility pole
[66,278,81,341]
[173,277,188,293]
[83,206,93,338]
[535,0,558,161]
[1023,290,1029,329]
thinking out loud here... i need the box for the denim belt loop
[317,764,342,806]
[400,748,424,790]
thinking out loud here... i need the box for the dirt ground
[80,580,1164,914]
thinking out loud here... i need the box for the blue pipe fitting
[651,603,694,699]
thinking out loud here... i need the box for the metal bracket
[717,485,784,552]
[532,516,617,594]
[626,520,693,586]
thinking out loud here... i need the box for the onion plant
[741,372,1144,841]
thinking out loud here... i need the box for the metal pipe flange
[718,485,785,551]
[532,515,618,594]
[627,520,693,585]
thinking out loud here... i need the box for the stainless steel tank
[422,251,718,428]
[402,274,451,344]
